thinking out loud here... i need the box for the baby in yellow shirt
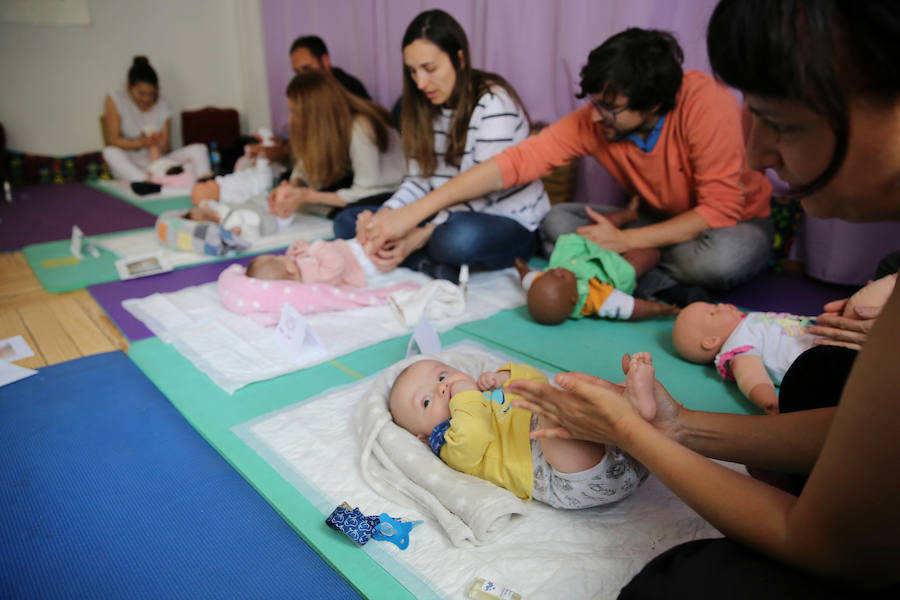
[388,359,648,508]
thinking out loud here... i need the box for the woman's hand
[359,204,422,254]
[808,300,881,350]
[268,181,305,218]
[369,223,435,272]
[507,353,685,445]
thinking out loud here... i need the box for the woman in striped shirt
[333,9,549,282]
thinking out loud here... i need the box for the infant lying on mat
[246,237,376,286]
[388,358,649,508]
[217,238,417,324]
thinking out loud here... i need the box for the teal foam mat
[86,180,192,215]
[126,306,754,598]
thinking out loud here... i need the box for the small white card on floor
[0,335,35,362]
[273,302,326,362]
[114,252,173,280]
[0,360,37,388]
[406,316,442,357]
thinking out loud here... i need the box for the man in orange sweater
[356,28,773,305]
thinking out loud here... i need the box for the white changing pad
[233,341,729,600]
[97,216,334,268]
[123,268,525,393]
[93,178,191,200]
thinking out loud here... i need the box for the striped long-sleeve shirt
[384,87,549,231]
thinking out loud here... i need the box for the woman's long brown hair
[287,70,394,188]
[400,9,529,177]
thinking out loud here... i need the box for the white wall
[0,0,271,155]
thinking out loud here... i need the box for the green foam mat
[23,229,150,293]
[127,330,562,600]
[87,180,192,215]
[456,307,756,415]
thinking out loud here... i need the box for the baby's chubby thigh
[530,415,648,509]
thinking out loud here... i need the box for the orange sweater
[495,70,771,228]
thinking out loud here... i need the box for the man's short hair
[290,35,329,59]
[578,28,684,114]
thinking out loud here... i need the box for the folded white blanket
[355,346,528,547]
[389,280,466,327]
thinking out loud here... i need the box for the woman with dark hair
[334,9,549,282]
[506,1,900,598]
[264,70,405,218]
[102,56,210,181]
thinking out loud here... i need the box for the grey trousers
[540,202,774,295]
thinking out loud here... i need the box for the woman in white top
[266,70,406,219]
[335,9,549,282]
[102,56,210,181]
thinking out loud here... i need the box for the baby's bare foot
[624,352,657,422]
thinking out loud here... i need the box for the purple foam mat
[88,254,260,342]
[0,183,158,251]
[710,270,858,316]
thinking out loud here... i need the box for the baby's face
[251,254,301,281]
[389,360,477,440]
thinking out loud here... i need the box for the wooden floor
[0,251,128,369]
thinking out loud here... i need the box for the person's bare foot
[622,351,657,422]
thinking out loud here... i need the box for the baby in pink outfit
[247,238,376,286]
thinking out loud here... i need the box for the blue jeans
[333,205,537,270]
[540,202,773,293]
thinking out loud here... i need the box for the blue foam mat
[0,352,359,600]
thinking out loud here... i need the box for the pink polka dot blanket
[217,263,420,326]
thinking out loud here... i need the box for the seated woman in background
[266,70,406,220]
[334,9,549,282]
[102,56,210,182]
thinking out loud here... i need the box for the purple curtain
[259,0,719,205]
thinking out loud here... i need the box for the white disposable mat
[97,216,334,268]
[123,268,525,393]
[234,341,729,600]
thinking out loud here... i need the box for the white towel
[354,347,529,547]
[389,280,466,327]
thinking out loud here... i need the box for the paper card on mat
[70,225,85,260]
[114,252,173,280]
[0,360,37,388]
[406,316,441,357]
[0,335,35,362]
[273,302,327,363]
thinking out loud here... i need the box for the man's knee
[663,226,772,289]
[539,203,591,243]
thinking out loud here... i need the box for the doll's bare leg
[514,257,533,281]
[621,351,658,422]
[630,297,680,319]
[538,417,607,474]
[623,247,660,278]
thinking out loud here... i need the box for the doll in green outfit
[515,233,679,325]
[388,358,649,508]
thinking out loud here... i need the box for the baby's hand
[477,371,510,391]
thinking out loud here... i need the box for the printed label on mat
[274,302,327,362]
[406,316,441,357]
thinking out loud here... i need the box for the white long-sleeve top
[383,86,549,231]
[290,117,406,204]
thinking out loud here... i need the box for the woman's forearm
[408,158,504,221]
[621,416,805,565]
[676,407,835,473]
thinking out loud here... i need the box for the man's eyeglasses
[588,97,627,122]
